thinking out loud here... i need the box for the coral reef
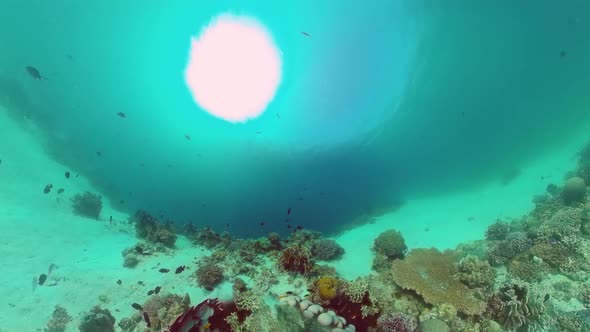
[310,238,344,261]
[562,177,586,205]
[132,210,177,247]
[418,318,450,332]
[485,221,511,240]
[277,245,315,275]
[391,248,487,315]
[71,191,102,219]
[195,262,224,291]
[44,305,71,332]
[488,282,549,331]
[78,306,116,332]
[373,229,407,259]
[376,312,417,332]
[315,276,339,302]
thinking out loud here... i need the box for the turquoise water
[1,1,590,331]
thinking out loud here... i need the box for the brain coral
[391,248,487,315]
[316,276,339,301]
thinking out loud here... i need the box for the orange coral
[391,248,486,315]
[316,276,338,301]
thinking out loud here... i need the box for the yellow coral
[391,248,486,315]
[316,276,338,301]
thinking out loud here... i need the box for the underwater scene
[2,0,590,331]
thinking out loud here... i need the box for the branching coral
[71,192,102,219]
[391,248,487,315]
[277,245,314,275]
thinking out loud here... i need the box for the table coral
[391,248,487,315]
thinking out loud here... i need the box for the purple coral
[377,312,417,332]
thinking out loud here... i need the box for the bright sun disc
[184,14,282,123]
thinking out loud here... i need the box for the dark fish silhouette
[287,208,291,215]
[116,279,122,285]
[560,50,567,58]
[159,268,170,273]
[57,188,64,194]
[185,134,191,140]
[259,222,265,226]
[147,290,154,295]
[96,151,102,157]
[300,31,311,37]
[131,303,143,311]
[64,171,70,179]
[43,184,53,194]
[116,112,126,118]
[138,281,145,286]
[38,274,47,285]
[175,266,186,274]
[256,131,262,134]
[143,312,151,328]
[154,286,161,294]
[25,66,45,80]
[296,225,303,230]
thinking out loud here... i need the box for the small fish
[25,66,45,80]
[109,216,113,223]
[544,293,551,303]
[147,290,154,296]
[159,268,170,273]
[64,171,70,179]
[38,274,47,285]
[116,112,127,118]
[287,225,292,229]
[96,151,102,157]
[154,286,161,294]
[256,131,262,134]
[135,246,144,254]
[131,303,143,311]
[300,31,311,37]
[287,208,291,215]
[296,225,303,230]
[143,312,151,328]
[48,263,56,275]
[185,134,191,140]
[119,200,125,204]
[259,222,265,226]
[560,50,567,58]
[138,281,145,286]
[43,184,53,194]
[175,265,186,274]
[116,279,122,285]
[57,188,64,194]
[276,113,280,119]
